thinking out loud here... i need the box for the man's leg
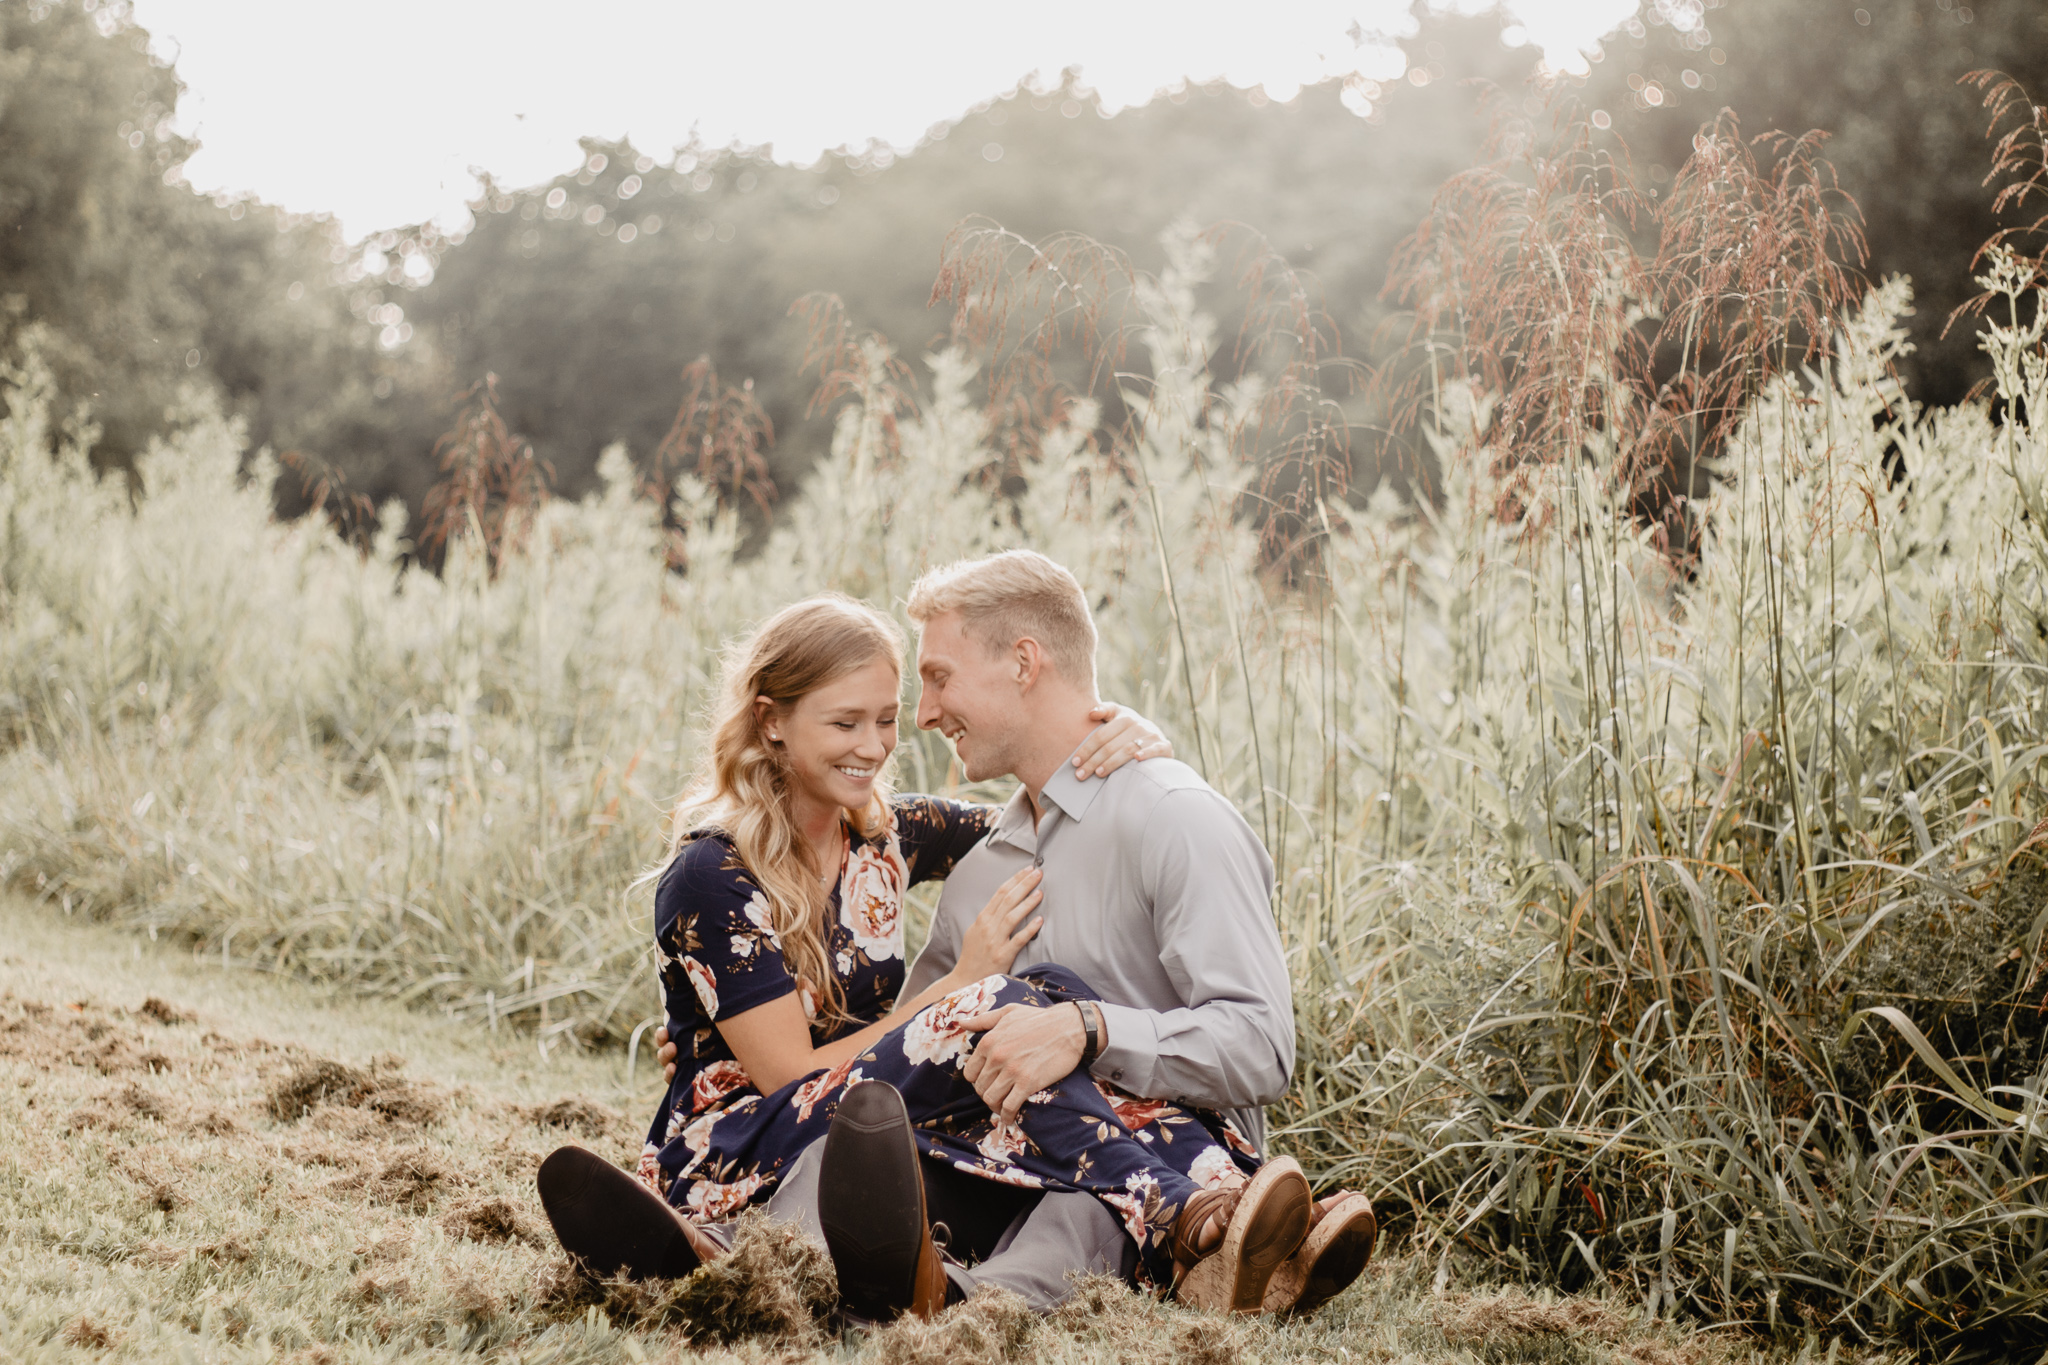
[694,1141,827,1253]
[736,1142,1037,1261]
[920,1160,1042,1264]
[764,1140,827,1240]
[751,1142,1128,1313]
[944,1190,1135,1312]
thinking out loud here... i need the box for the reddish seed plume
[648,357,776,521]
[789,293,919,470]
[419,373,554,574]
[1946,71,2048,338]
[1379,85,1866,536]
[280,448,376,551]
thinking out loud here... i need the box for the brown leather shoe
[1174,1156,1313,1314]
[536,1145,723,1280]
[1261,1192,1377,1315]
[818,1080,948,1321]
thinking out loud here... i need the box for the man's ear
[1012,637,1048,692]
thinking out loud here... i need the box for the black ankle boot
[818,1080,948,1320]
[536,1145,719,1281]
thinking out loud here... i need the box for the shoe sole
[819,1080,940,1320]
[1178,1156,1313,1313]
[1263,1196,1377,1315]
[536,1145,706,1281]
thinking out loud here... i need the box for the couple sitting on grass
[537,549,1376,1321]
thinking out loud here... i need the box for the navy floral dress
[638,792,1263,1290]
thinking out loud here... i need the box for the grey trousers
[754,1142,1137,1312]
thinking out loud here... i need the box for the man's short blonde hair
[906,550,1098,691]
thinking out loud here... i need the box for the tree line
[4,0,2042,531]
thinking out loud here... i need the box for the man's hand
[654,1025,678,1084]
[960,1002,1087,1122]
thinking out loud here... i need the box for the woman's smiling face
[763,653,901,818]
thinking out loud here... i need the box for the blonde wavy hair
[664,594,902,1024]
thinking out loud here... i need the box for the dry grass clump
[861,1287,1038,1365]
[1436,1287,1633,1345]
[356,1149,465,1212]
[517,1095,624,1138]
[441,1194,544,1245]
[61,1316,114,1349]
[266,1056,445,1126]
[1040,1276,1250,1364]
[65,1079,175,1132]
[138,996,195,1025]
[536,1210,838,1345]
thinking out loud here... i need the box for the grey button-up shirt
[904,752,1291,1149]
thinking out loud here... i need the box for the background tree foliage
[1581,0,2048,409]
[0,0,415,498]
[4,0,2045,515]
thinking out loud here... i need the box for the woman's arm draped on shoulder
[1067,702,1176,779]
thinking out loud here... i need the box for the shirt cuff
[1089,1001,1159,1094]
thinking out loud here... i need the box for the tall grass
[4,92,2048,1353]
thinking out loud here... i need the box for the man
[651,550,1374,1314]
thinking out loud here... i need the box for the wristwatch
[1075,999,1102,1068]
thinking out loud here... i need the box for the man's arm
[1090,787,1292,1110]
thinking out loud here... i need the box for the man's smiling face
[914,610,1023,783]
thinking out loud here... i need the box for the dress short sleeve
[655,836,800,1030]
[889,794,998,887]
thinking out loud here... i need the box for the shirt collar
[987,738,1105,848]
[1039,743,1105,822]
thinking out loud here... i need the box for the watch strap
[1076,999,1101,1068]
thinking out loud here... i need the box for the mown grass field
[0,892,1902,1365]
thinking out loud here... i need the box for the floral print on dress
[901,974,1004,1067]
[792,1056,863,1122]
[691,1060,750,1115]
[839,839,908,961]
[1188,1144,1247,1190]
[683,958,720,1019]
[686,1173,767,1221]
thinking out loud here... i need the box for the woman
[539,594,1320,1314]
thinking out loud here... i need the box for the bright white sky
[127,0,1644,242]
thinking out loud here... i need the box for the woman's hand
[951,865,1044,983]
[720,866,1041,1094]
[1071,703,1174,779]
